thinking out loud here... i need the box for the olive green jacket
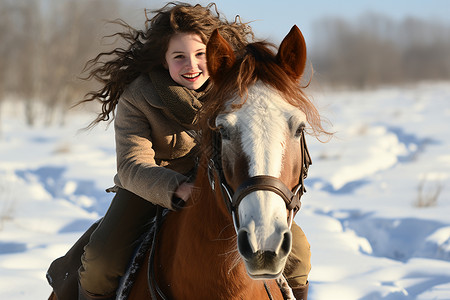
[113,69,210,209]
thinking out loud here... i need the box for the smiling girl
[74,3,253,299]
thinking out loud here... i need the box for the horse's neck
[156,173,263,299]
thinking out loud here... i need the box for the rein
[207,128,311,230]
[147,206,168,300]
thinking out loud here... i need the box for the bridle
[207,126,312,231]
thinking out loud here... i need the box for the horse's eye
[219,127,231,140]
[294,125,304,138]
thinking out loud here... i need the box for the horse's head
[204,26,312,279]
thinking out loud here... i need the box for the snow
[1,82,450,299]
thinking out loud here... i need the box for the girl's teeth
[183,73,200,78]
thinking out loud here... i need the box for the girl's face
[165,33,209,90]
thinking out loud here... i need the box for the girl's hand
[174,182,194,202]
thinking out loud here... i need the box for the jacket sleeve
[113,90,187,209]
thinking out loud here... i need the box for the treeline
[1,1,450,125]
[0,0,123,125]
[310,13,450,88]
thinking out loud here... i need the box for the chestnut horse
[125,25,316,299]
[48,25,318,300]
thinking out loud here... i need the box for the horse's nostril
[237,230,254,258]
[280,231,292,257]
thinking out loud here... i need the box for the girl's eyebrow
[171,48,206,55]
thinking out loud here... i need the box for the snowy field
[1,82,450,299]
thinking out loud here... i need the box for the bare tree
[11,0,42,125]
[0,0,122,126]
[38,0,122,125]
[0,0,13,134]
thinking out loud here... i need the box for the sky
[126,0,450,43]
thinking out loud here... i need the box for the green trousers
[78,188,311,295]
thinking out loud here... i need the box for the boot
[291,281,309,300]
[78,281,115,300]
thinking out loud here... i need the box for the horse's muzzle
[237,228,292,279]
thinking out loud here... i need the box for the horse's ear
[207,29,236,82]
[276,25,307,80]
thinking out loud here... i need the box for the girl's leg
[78,188,157,296]
[283,221,311,299]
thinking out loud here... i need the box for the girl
[51,2,310,299]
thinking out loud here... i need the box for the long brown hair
[79,2,254,127]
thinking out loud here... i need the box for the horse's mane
[199,40,326,148]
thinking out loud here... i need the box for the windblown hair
[79,2,254,127]
[200,41,329,138]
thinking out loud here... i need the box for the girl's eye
[174,55,185,59]
[196,52,206,57]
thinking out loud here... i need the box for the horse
[48,25,321,300]
[124,25,319,299]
